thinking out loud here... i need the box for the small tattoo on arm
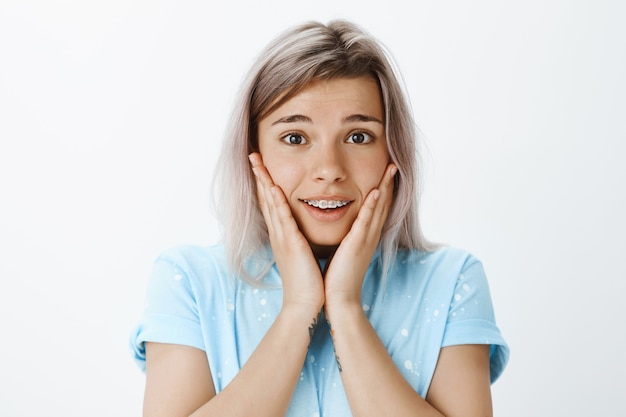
[335,354,343,372]
[308,311,322,344]
[326,317,343,373]
[308,317,317,342]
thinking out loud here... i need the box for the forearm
[325,302,444,417]
[191,305,319,417]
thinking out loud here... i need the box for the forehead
[263,76,384,122]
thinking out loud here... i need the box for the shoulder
[146,243,233,292]
[378,245,491,302]
[393,245,482,279]
[154,243,227,275]
[156,243,225,265]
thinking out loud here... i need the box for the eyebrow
[271,115,312,125]
[343,114,384,124]
[271,114,384,125]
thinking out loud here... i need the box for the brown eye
[347,132,372,144]
[281,133,307,145]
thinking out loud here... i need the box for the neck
[310,243,338,261]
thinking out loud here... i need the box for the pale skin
[143,76,493,417]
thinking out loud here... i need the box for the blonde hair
[212,19,433,284]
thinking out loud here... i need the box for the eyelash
[279,131,375,145]
[346,131,374,144]
[280,132,308,145]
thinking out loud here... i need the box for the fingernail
[248,153,256,164]
[390,165,398,177]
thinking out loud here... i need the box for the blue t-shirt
[130,244,509,415]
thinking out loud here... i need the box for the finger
[249,152,275,188]
[250,152,287,221]
[355,164,397,239]
[349,188,381,244]
[269,185,301,236]
[249,153,298,239]
[250,152,278,214]
[377,163,397,206]
[250,153,280,235]
[363,163,396,234]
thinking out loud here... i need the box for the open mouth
[302,199,351,209]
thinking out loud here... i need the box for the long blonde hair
[212,19,433,284]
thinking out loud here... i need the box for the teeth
[304,199,350,209]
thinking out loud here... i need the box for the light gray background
[1,1,624,416]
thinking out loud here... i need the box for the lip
[299,196,354,223]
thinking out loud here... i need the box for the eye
[281,133,307,145]
[346,131,373,144]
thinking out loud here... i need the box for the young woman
[130,20,509,417]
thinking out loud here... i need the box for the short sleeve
[129,256,206,372]
[441,258,509,383]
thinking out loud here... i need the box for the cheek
[264,158,301,195]
[360,155,390,189]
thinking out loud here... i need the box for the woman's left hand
[323,163,397,310]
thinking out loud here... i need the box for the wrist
[282,287,324,314]
[323,299,364,324]
[280,302,323,324]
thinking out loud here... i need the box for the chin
[309,239,341,248]
[303,228,349,247]
[299,224,351,254]
[304,233,344,252]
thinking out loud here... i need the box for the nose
[310,143,347,183]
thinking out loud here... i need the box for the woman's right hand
[145,153,324,417]
[249,152,325,314]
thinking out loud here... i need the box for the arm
[143,304,318,417]
[325,304,492,416]
[323,164,493,416]
[194,305,319,417]
[142,154,324,417]
[143,343,214,417]
[427,344,492,416]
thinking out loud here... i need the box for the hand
[249,152,325,313]
[323,163,397,310]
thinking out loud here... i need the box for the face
[257,76,390,257]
